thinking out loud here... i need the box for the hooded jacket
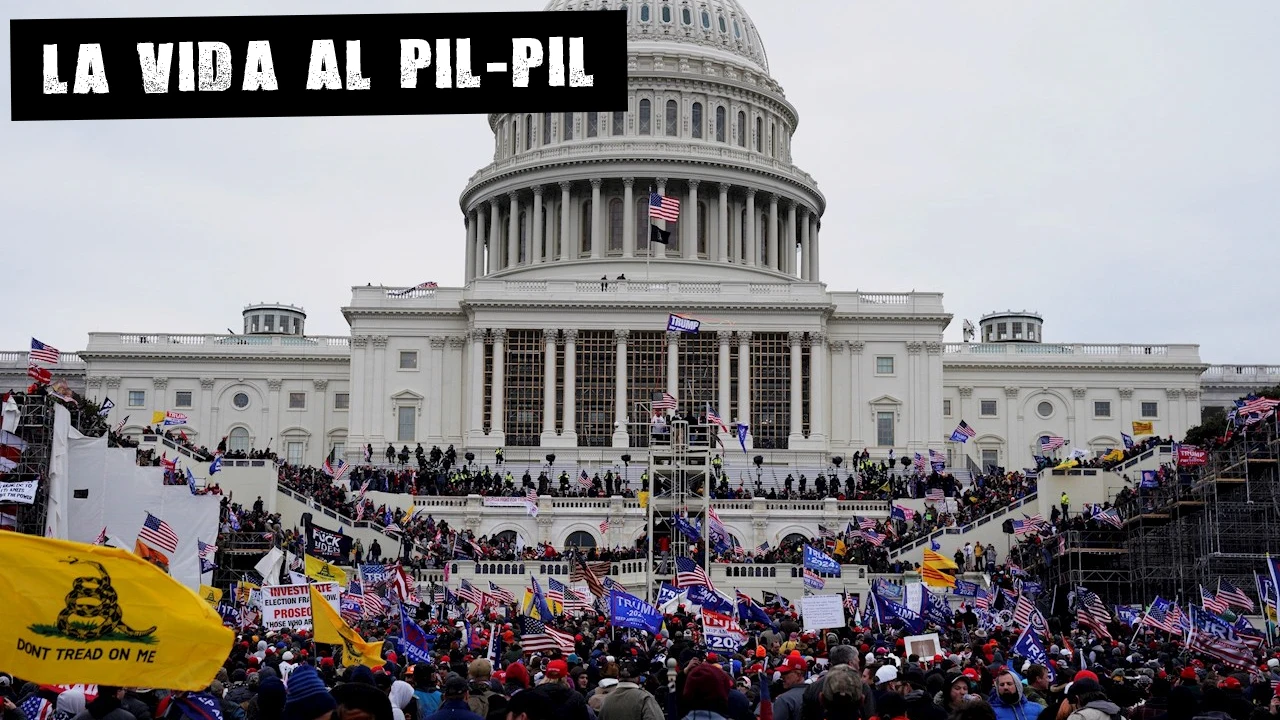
[1068,700,1124,720]
[988,682,1045,720]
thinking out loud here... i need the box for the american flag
[21,695,53,720]
[1201,585,1230,614]
[653,391,678,411]
[1013,594,1037,628]
[1187,626,1255,670]
[1040,435,1066,453]
[859,530,884,547]
[546,577,568,610]
[570,558,609,598]
[563,586,592,614]
[526,488,539,504]
[818,524,835,539]
[951,420,976,440]
[578,469,593,489]
[1237,395,1280,423]
[1142,600,1182,635]
[648,192,681,222]
[599,519,611,534]
[675,556,712,589]
[974,590,990,611]
[1024,514,1049,531]
[857,517,878,531]
[342,580,364,624]
[94,527,107,545]
[138,512,180,553]
[322,457,349,483]
[706,403,728,432]
[457,579,485,605]
[518,616,575,653]
[488,581,516,605]
[1093,507,1124,529]
[925,489,945,503]
[1217,578,1255,612]
[29,338,60,365]
[363,590,388,618]
[755,541,770,554]
[1075,587,1112,640]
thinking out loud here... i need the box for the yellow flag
[150,411,166,425]
[0,534,233,691]
[198,585,223,608]
[520,589,560,619]
[923,548,958,571]
[1131,421,1153,435]
[304,554,348,586]
[638,491,649,510]
[308,585,382,668]
[1102,448,1124,463]
[834,539,847,556]
[921,565,957,589]
[235,582,259,606]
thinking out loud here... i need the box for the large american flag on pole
[675,556,712,589]
[138,512,180,553]
[1217,578,1255,612]
[29,338,60,365]
[1040,435,1066,453]
[518,616,575,653]
[649,192,681,222]
[653,392,678,410]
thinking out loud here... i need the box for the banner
[0,534,233,691]
[666,314,701,334]
[0,479,39,504]
[260,582,340,631]
[800,594,845,632]
[803,545,841,576]
[1176,445,1207,466]
[608,590,662,635]
[1131,421,1154,435]
[305,522,352,563]
[701,608,747,651]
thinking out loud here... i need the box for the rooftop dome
[544,0,770,75]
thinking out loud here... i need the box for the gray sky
[3,1,1278,363]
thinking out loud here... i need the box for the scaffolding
[6,393,56,536]
[642,406,718,601]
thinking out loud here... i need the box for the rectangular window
[334,393,350,410]
[288,392,306,409]
[1094,401,1111,418]
[943,399,952,417]
[875,356,894,375]
[1012,322,1023,339]
[587,111,598,137]
[981,449,999,471]
[996,322,1006,339]
[128,390,145,407]
[876,411,895,446]
[331,442,345,460]
[174,391,192,408]
[1141,401,1158,418]
[562,111,574,140]
[980,400,998,416]
[287,442,303,465]
[397,406,415,442]
[612,111,625,135]
[399,351,418,369]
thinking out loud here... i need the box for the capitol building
[6,0,1274,485]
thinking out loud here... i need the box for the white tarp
[44,404,72,536]
[65,432,219,590]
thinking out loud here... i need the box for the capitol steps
[888,492,1041,566]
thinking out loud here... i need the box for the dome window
[640,4,650,22]
[682,7,692,25]
[718,15,727,33]
[661,4,671,23]
[638,98,651,135]
[701,10,710,28]
[691,102,703,138]
[733,20,741,38]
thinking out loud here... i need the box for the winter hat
[258,676,287,718]
[1068,678,1103,701]
[282,666,336,720]
[544,660,569,679]
[504,662,530,689]
[1073,670,1099,683]
[682,664,731,710]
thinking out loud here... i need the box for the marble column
[767,194,779,270]
[559,182,572,262]
[507,193,519,267]
[372,336,388,442]
[850,342,865,447]
[490,329,506,442]
[810,332,827,441]
[666,331,680,399]
[744,189,757,267]
[468,329,486,440]
[800,208,811,281]
[686,180,700,259]
[717,331,732,443]
[718,183,730,263]
[475,205,488,278]
[654,178,668,259]
[429,336,445,439]
[532,186,544,264]
[464,211,476,283]
[541,329,558,440]
[788,331,803,441]
[562,330,578,441]
[613,329,630,447]
[622,178,636,258]
[589,178,603,259]
[736,331,752,447]
[489,200,502,272]
[786,201,798,277]
[811,216,820,282]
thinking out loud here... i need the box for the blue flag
[737,423,749,453]
[398,604,435,663]
[186,467,198,495]
[687,585,733,614]
[609,590,663,634]
[1012,625,1054,682]
[803,545,841,576]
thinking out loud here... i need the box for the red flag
[27,364,51,384]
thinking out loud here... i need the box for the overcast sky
[3,1,1278,364]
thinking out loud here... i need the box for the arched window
[580,200,592,254]
[781,532,807,546]
[524,114,532,150]
[715,106,726,142]
[228,427,251,453]
[612,111,625,135]
[755,116,762,152]
[718,15,727,33]
[701,10,710,28]
[508,120,516,155]
[608,198,624,253]
[697,201,709,256]
[566,531,597,548]
[638,99,651,135]
[563,111,574,140]
[733,19,741,38]
[660,4,671,23]
[770,122,776,156]
[639,3,650,22]
[691,102,703,138]
[665,100,678,136]
[543,112,552,145]
[493,530,517,544]
[518,211,527,263]
[587,111,598,137]
[736,111,746,147]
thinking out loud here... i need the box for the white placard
[904,632,941,660]
[0,479,38,504]
[260,582,340,631]
[801,594,846,632]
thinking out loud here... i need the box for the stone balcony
[942,342,1203,368]
[82,333,350,359]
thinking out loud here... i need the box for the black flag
[649,225,671,245]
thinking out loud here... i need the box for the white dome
[544,0,770,75]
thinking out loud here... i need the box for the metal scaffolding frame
[7,393,56,536]
[643,409,717,601]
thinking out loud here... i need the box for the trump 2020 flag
[803,545,841,577]
[608,590,663,635]
[0,534,233,690]
[1012,625,1055,682]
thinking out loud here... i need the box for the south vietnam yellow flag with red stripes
[309,584,382,668]
[0,534,233,690]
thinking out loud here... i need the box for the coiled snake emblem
[54,558,157,641]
